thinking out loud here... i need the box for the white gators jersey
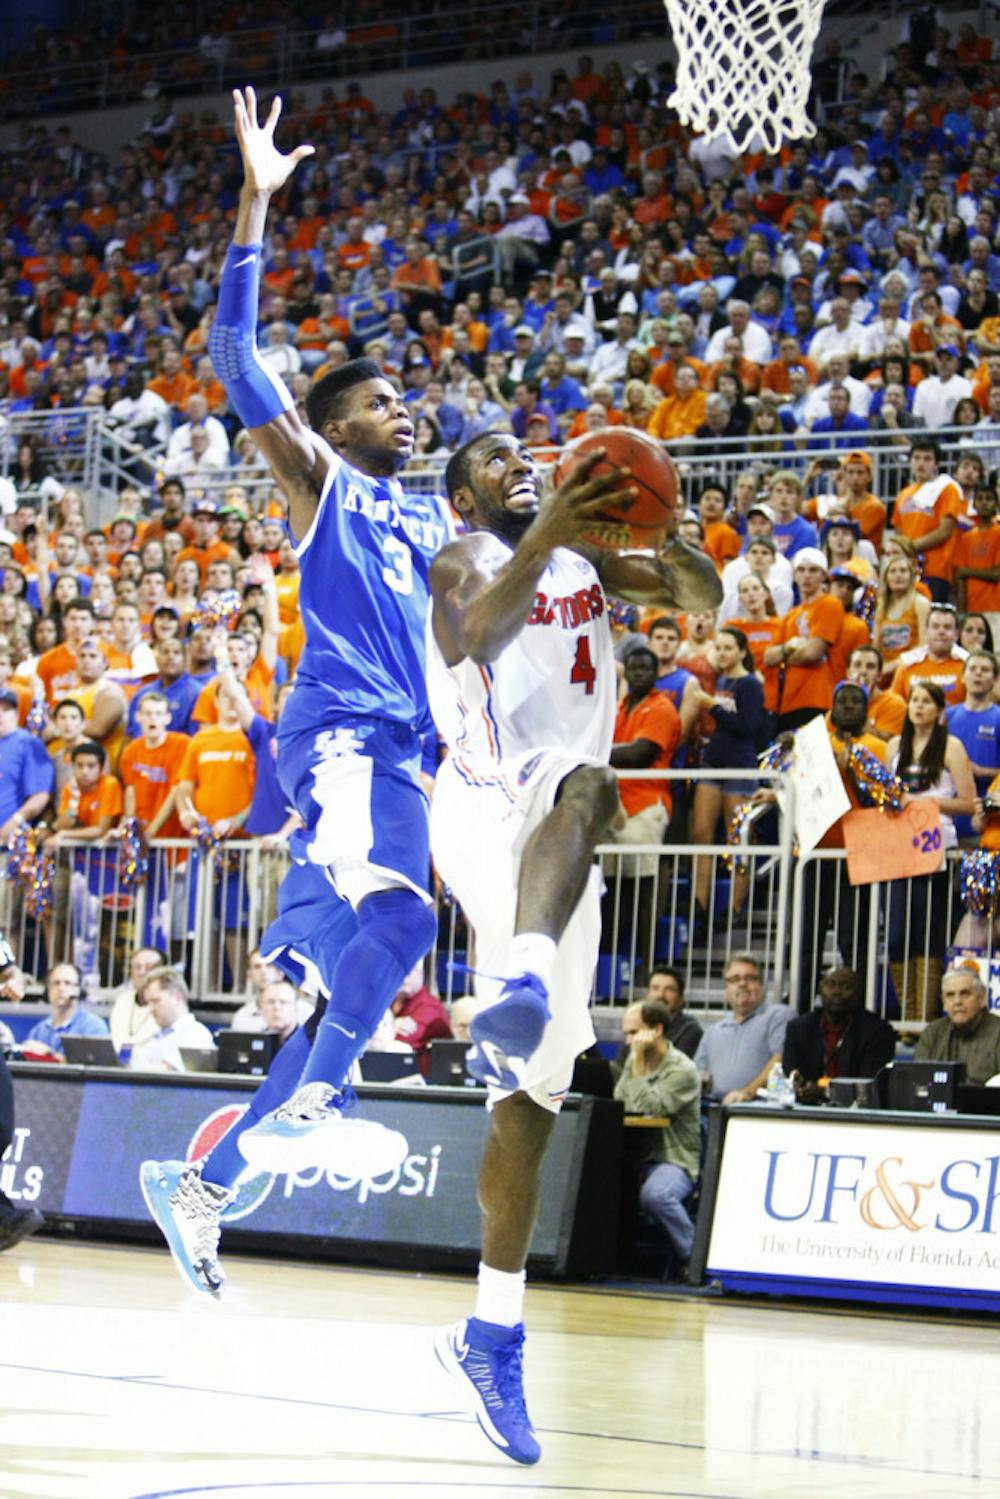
[426,539,615,767]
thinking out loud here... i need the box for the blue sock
[201,1026,311,1190]
[300,888,436,1089]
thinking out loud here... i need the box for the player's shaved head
[445,431,500,501]
[306,357,385,431]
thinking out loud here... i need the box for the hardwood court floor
[1,1240,996,1499]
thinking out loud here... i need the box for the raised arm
[207,87,328,539]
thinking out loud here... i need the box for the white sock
[507,933,556,990]
[475,1261,526,1329]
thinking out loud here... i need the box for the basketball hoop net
[664,0,827,155]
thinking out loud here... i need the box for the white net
[665,0,827,156]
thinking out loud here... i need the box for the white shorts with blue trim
[430,746,601,1115]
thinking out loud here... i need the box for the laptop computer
[360,1050,420,1084]
[217,1030,279,1076]
[570,1054,615,1099]
[63,1035,121,1067]
[180,1047,219,1074]
[428,1039,476,1087]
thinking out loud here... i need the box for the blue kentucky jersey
[279,454,453,739]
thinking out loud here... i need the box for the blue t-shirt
[947,702,1000,839]
[278,455,453,742]
[0,729,54,825]
[127,674,202,738]
[772,516,819,559]
[656,665,694,767]
[245,713,288,836]
[26,1006,109,1055]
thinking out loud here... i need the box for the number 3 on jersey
[569,636,597,695]
[382,536,413,595]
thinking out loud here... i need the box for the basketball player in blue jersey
[139,87,455,1295]
[425,432,721,1464]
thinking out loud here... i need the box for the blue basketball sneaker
[466,974,550,1090]
[238,1081,409,1179]
[139,1158,234,1297]
[434,1316,541,1465]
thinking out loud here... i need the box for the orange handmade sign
[842,801,944,886]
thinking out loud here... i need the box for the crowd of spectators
[0,18,997,1031]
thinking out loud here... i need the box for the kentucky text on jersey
[280,455,453,738]
[527,585,605,628]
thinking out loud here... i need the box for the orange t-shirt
[869,689,906,739]
[890,651,966,706]
[178,725,255,821]
[175,539,233,585]
[893,476,963,582]
[818,730,887,849]
[650,357,708,397]
[702,521,741,570]
[979,771,1000,851]
[37,643,95,705]
[192,659,275,724]
[613,689,681,818]
[828,613,870,686]
[59,773,123,826]
[147,371,198,410]
[951,522,1000,614]
[728,616,781,711]
[118,732,190,836]
[647,390,707,441]
[777,595,845,714]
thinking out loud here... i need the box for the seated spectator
[783,966,896,1104]
[24,962,109,1057]
[643,965,703,1060]
[613,998,702,1277]
[107,945,166,1054]
[912,344,973,428]
[129,967,215,1073]
[389,961,453,1067]
[694,951,791,1103]
[914,968,1000,1084]
[256,976,310,1049]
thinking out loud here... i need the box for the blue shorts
[261,859,359,1000]
[277,714,431,910]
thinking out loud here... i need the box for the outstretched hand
[232,86,315,196]
[534,448,636,551]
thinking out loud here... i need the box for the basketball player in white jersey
[427,431,721,1465]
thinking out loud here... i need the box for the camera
[982,798,1000,816]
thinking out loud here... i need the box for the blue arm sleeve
[207,243,294,429]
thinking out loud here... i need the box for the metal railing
[3,771,990,1031]
[0,396,990,526]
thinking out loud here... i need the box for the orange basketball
[552,427,679,550]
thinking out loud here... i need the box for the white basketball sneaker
[237,1081,409,1179]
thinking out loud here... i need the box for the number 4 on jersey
[569,636,597,695]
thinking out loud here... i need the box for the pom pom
[25,695,48,738]
[959,849,1000,915]
[192,589,243,631]
[845,744,906,812]
[194,814,221,855]
[725,799,757,874]
[117,815,148,890]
